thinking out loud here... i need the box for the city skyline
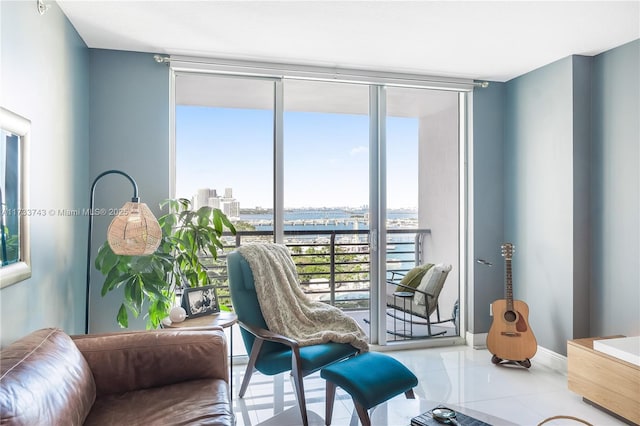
[176,106,419,209]
[192,187,240,219]
[188,186,417,213]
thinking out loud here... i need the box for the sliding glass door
[283,79,371,335]
[385,87,461,341]
[173,70,465,347]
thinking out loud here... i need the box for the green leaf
[130,255,154,274]
[94,242,111,271]
[117,304,128,328]
[101,268,129,296]
[186,269,198,282]
[143,281,166,300]
[180,233,194,250]
[220,213,237,234]
[134,276,144,308]
[124,296,140,318]
[177,198,190,210]
[147,298,171,329]
[123,277,134,301]
[213,216,223,235]
[159,213,176,235]
[179,210,194,225]
[197,206,212,223]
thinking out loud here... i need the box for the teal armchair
[226,250,359,426]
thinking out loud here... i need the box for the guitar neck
[505,258,514,311]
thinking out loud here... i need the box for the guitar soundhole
[503,310,517,322]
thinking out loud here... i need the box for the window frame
[169,58,472,347]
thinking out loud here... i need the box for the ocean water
[240,208,417,230]
[239,208,420,271]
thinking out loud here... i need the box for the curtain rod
[153,54,489,90]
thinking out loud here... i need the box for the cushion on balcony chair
[414,263,451,309]
[397,263,433,293]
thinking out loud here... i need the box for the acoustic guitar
[486,243,537,368]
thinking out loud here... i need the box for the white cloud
[350,146,368,156]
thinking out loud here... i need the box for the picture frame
[181,285,220,318]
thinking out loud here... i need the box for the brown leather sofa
[0,327,233,425]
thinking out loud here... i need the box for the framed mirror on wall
[1,107,31,288]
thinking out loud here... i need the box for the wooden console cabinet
[568,336,640,424]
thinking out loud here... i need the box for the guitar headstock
[501,243,515,260]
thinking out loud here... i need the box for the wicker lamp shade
[107,201,162,255]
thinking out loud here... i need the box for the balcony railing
[201,229,430,311]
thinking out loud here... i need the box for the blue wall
[471,84,506,334]
[504,56,587,354]
[590,40,640,337]
[0,1,89,346]
[88,50,171,333]
[0,5,170,342]
[473,40,639,355]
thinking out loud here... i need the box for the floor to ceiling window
[283,79,371,335]
[173,62,469,347]
[174,73,275,219]
[384,87,461,341]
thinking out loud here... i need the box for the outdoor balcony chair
[385,263,456,338]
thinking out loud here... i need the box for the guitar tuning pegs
[501,242,515,258]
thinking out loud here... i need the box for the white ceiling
[57,1,640,82]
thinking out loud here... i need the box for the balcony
[200,228,456,342]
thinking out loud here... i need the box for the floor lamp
[85,170,162,334]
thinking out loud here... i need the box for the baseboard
[465,331,488,349]
[534,345,568,375]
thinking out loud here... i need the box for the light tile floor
[230,345,628,426]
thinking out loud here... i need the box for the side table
[163,311,237,405]
[162,310,237,329]
[393,291,414,337]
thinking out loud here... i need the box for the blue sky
[176,106,418,209]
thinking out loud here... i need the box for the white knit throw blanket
[237,243,369,353]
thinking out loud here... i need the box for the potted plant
[95,198,236,328]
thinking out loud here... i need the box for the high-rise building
[191,187,239,219]
[208,197,221,209]
[195,188,212,209]
[221,200,240,219]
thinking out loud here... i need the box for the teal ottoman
[320,352,418,426]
